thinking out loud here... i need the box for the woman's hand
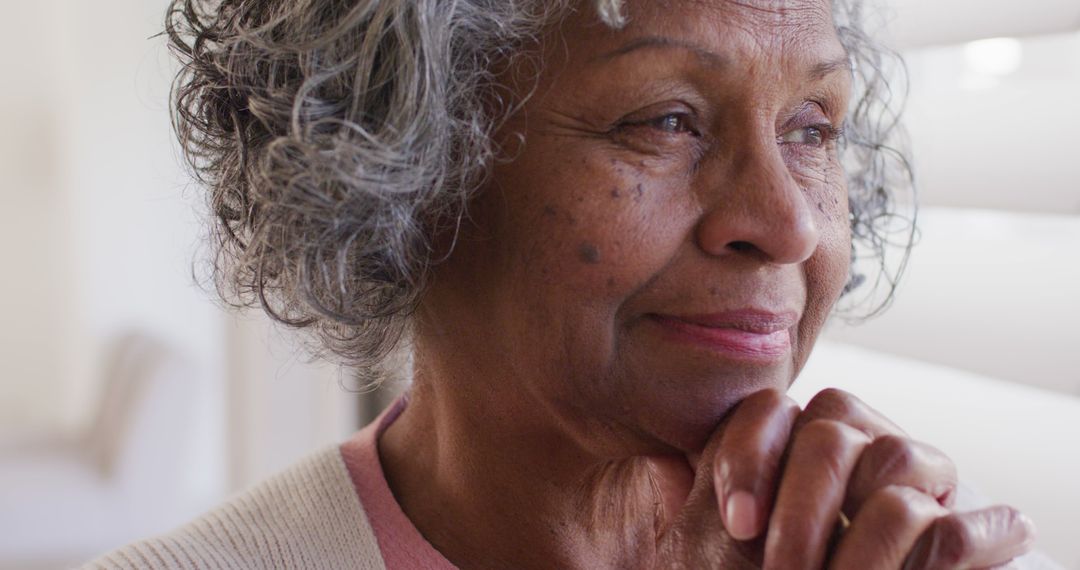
[655,388,1037,569]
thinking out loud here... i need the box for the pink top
[337,398,1062,570]
[340,397,458,570]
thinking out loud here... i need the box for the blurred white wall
[0,2,74,435]
[0,0,225,439]
[904,31,1080,214]
[884,0,1080,49]
[826,208,1080,396]
[0,1,361,566]
[825,30,1080,396]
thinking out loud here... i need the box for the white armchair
[0,333,220,569]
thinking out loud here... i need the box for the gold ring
[826,511,853,558]
[837,511,852,531]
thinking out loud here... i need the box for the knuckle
[866,434,920,478]
[804,387,862,420]
[794,420,868,484]
[926,515,977,565]
[857,487,939,564]
[856,436,958,506]
[741,389,802,422]
[798,418,866,452]
[869,486,942,527]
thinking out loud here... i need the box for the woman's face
[419,0,853,455]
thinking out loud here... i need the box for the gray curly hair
[166,0,914,379]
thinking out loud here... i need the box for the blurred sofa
[0,334,221,569]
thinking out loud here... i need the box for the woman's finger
[844,435,958,514]
[796,388,906,439]
[712,389,801,541]
[828,485,947,570]
[762,418,871,570]
[902,505,1037,569]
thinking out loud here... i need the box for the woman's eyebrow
[809,56,853,80]
[594,35,852,81]
[593,36,729,68]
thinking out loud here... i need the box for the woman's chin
[614,367,795,455]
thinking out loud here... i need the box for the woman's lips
[647,310,797,362]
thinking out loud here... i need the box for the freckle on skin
[634,184,644,200]
[578,243,601,264]
[543,205,557,217]
[709,287,720,296]
[611,188,621,199]
[607,277,615,287]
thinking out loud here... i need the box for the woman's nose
[694,143,820,265]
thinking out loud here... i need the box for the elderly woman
[88,0,1040,568]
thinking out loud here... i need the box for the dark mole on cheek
[611,187,621,199]
[578,243,601,264]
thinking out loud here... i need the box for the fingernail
[725,491,759,540]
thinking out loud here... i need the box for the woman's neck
[377,369,681,570]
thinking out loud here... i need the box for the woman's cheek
[535,173,692,300]
[786,159,850,362]
[787,152,849,243]
[819,160,853,257]
[801,188,851,352]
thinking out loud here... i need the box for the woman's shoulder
[81,445,386,570]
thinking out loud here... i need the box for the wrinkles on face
[395,1,856,568]
[422,0,853,468]
[691,0,834,30]
[477,0,853,439]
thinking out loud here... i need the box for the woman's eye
[778,124,838,147]
[643,113,697,135]
[611,109,707,163]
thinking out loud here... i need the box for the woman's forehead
[667,0,835,22]
[548,0,846,90]
[574,0,841,55]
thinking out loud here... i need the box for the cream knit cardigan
[82,446,1064,569]
[82,446,387,570]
